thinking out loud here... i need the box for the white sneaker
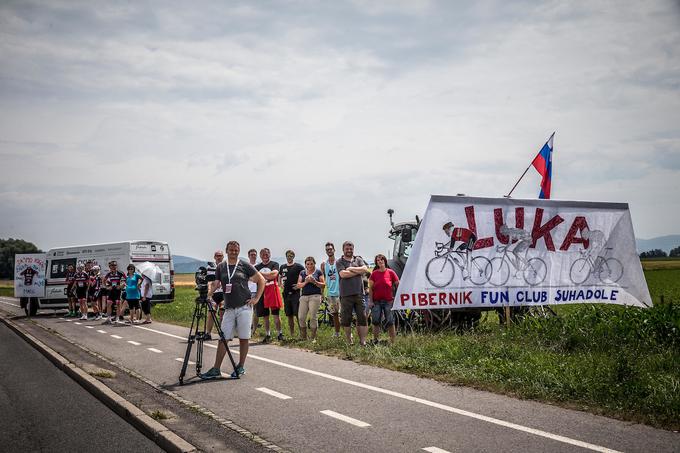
[80,315,88,320]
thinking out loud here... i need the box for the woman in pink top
[368,254,399,344]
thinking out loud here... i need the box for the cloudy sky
[1,0,679,262]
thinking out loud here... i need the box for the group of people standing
[63,260,153,324]
[199,240,400,380]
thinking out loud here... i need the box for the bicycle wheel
[469,256,492,285]
[599,258,623,283]
[489,257,510,286]
[569,258,591,284]
[425,256,455,288]
[523,258,547,286]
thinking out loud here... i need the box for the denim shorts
[370,300,394,326]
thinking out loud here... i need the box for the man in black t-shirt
[200,241,265,380]
[255,248,281,342]
[279,249,304,338]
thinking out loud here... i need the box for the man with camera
[201,241,265,379]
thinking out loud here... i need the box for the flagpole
[505,163,532,198]
[505,131,555,198]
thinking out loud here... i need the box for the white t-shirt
[141,276,154,299]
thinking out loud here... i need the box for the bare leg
[373,325,380,341]
[237,339,249,367]
[300,326,307,340]
[273,314,281,333]
[358,325,368,345]
[310,328,317,341]
[264,316,270,335]
[344,326,352,343]
[388,325,396,344]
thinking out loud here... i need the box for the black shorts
[75,287,87,299]
[255,299,279,317]
[212,292,224,303]
[108,289,121,302]
[127,299,140,309]
[283,292,300,317]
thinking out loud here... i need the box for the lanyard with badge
[224,262,238,294]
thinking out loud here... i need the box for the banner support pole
[504,306,511,326]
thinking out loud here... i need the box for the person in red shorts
[368,254,399,344]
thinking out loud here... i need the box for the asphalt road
[1,297,678,453]
[0,320,163,453]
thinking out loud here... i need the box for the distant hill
[173,255,207,274]
[635,235,680,254]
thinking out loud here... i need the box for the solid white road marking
[85,326,94,329]
[175,358,195,365]
[0,300,20,308]
[127,341,141,346]
[320,410,370,428]
[110,335,122,339]
[95,323,619,453]
[147,348,163,353]
[423,447,451,453]
[256,387,292,400]
[74,322,82,325]
[97,330,107,334]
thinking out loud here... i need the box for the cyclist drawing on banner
[425,221,491,288]
[490,224,547,287]
[569,226,623,285]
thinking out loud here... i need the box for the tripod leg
[178,300,203,384]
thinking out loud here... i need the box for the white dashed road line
[320,410,370,428]
[422,447,451,453]
[256,387,292,400]
[110,335,122,339]
[175,358,195,365]
[147,348,163,354]
[85,326,94,329]
[97,330,107,334]
[127,341,141,346]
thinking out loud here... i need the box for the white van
[40,240,174,311]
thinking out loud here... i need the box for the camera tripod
[178,290,239,384]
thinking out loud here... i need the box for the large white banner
[14,253,47,298]
[395,196,651,310]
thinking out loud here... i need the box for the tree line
[640,246,680,258]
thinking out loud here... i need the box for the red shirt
[369,269,399,302]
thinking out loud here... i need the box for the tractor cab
[387,209,420,278]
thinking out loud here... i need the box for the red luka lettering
[465,205,494,249]
[531,208,564,251]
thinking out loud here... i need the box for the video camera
[194,263,216,299]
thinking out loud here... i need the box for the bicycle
[489,244,547,286]
[425,242,491,288]
[569,247,623,285]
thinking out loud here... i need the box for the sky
[1,0,679,263]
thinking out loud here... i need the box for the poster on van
[394,196,651,310]
[14,253,47,298]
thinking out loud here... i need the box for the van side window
[50,258,77,278]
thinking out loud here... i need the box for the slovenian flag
[531,132,555,199]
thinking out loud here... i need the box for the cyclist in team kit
[73,264,90,320]
[64,264,77,318]
[88,265,103,320]
[103,261,126,324]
